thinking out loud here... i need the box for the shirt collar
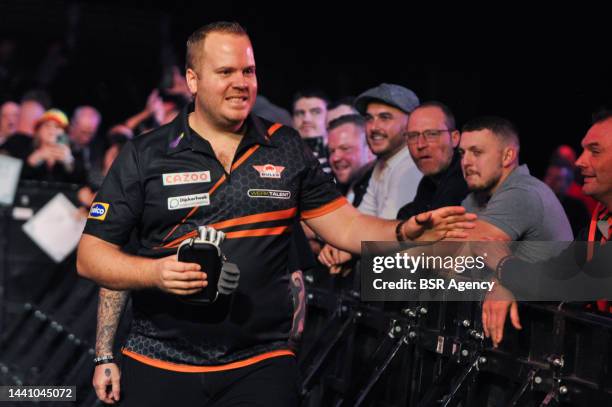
[166,103,276,157]
[430,149,462,185]
[490,164,529,191]
[506,164,530,181]
[597,206,610,239]
[382,146,412,169]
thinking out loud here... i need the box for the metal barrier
[0,181,100,406]
[299,265,612,407]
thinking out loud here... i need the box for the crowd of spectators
[0,72,596,237]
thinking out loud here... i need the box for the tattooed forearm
[289,270,306,342]
[95,287,129,356]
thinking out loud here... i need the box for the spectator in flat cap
[318,83,423,273]
[353,83,422,219]
[354,83,420,116]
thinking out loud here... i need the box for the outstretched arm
[306,204,476,254]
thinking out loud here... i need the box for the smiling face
[576,118,612,206]
[186,32,257,131]
[364,102,409,161]
[406,106,459,176]
[328,122,368,184]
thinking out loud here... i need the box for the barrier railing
[0,181,99,406]
[300,265,612,406]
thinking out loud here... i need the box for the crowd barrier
[299,264,612,406]
[0,182,105,406]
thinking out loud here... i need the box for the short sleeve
[475,187,542,240]
[83,141,144,246]
[357,179,378,216]
[298,141,346,220]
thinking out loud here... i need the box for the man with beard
[354,83,422,219]
[318,84,423,271]
[459,116,572,252]
[458,116,572,406]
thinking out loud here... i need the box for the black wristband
[93,355,114,365]
[495,255,514,282]
[396,219,408,242]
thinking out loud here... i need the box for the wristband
[395,219,408,242]
[93,355,114,365]
[495,255,514,282]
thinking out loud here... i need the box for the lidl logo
[88,202,109,221]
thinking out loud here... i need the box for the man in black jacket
[397,101,468,219]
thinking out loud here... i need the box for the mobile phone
[56,133,70,146]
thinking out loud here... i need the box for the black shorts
[119,355,299,407]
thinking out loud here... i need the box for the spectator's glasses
[404,129,452,144]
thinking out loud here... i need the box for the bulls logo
[253,164,285,179]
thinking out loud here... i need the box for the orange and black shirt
[83,104,346,371]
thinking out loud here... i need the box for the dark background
[1,1,610,177]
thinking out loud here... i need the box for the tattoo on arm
[105,368,111,377]
[95,287,129,356]
[289,270,306,342]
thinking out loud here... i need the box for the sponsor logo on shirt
[247,189,291,199]
[163,171,211,186]
[167,193,210,210]
[88,202,109,221]
[252,164,285,179]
